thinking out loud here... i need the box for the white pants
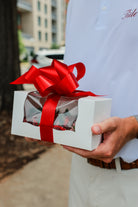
[69,154,138,207]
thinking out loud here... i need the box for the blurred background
[0,0,72,206]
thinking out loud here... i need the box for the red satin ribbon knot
[11,59,97,142]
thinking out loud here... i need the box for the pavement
[0,145,72,207]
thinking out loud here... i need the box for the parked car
[31,48,65,68]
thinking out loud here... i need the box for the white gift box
[11,91,112,150]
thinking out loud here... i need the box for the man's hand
[63,116,138,163]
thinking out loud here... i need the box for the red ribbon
[11,59,97,142]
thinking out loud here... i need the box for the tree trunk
[0,0,22,112]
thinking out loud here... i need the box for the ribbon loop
[52,59,69,79]
[25,65,39,82]
[68,62,86,81]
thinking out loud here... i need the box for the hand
[63,116,138,163]
[25,137,53,147]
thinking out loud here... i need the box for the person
[26,1,138,206]
[62,0,138,206]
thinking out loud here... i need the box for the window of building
[38,1,41,11]
[38,16,41,26]
[44,4,47,14]
[45,33,48,41]
[45,19,48,28]
[38,31,42,41]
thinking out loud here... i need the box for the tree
[0,0,22,112]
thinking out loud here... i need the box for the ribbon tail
[40,94,60,142]
[70,90,97,97]
[40,126,54,143]
[10,72,32,84]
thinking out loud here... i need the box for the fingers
[62,136,116,160]
[62,143,111,159]
[92,117,119,135]
[62,145,114,163]
[62,145,94,158]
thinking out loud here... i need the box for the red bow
[11,60,96,142]
[11,60,86,96]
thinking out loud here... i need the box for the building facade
[17,0,66,54]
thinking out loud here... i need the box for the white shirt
[64,0,138,162]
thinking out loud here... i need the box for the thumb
[92,118,117,135]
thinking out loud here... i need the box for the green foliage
[18,30,26,55]
[51,43,60,49]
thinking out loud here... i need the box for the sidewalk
[0,145,72,207]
